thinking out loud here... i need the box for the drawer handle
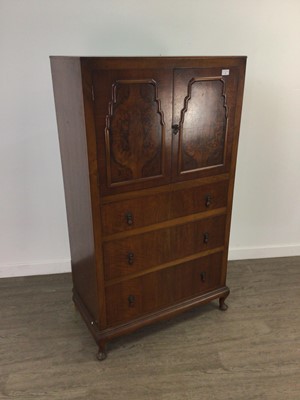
[127,252,134,265]
[205,195,212,208]
[125,212,134,226]
[128,294,135,307]
[200,272,206,283]
[203,232,209,244]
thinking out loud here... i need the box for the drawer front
[101,192,171,236]
[106,252,223,326]
[103,214,226,280]
[101,180,228,235]
[170,180,228,219]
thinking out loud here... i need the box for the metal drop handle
[203,232,209,244]
[127,252,134,265]
[128,295,135,307]
[200,272,206,283]
[205,195,212,208]
[126,212,133,226]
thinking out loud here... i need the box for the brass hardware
[127,252,134,265]
[200,272,206,283]
[172,124,179,135]
[126,212,133,225]
[128,294,135,307]
[203,232,209,244]
[205,195,212,208]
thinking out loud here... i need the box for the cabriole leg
[219,293,229,311]
[97,341,107,361]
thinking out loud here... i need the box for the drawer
[101,192,171,235]
[106,252,223,326]
[103,214,226,280]
[170,180,228,219]
[101,180,228,235]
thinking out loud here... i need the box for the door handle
[172,124,179,135]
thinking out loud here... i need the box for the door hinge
[91,85,95,102]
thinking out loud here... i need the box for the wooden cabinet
[50,56,246,360]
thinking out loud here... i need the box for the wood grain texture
[92,67,173,195]
[106,79,164,184]
[101,179,228,235]
[0,256,299,400]
[172,66,239,182]
[101,173,230,204]
[50,57,100,322]
[178,77,227,171]
[105,252,223,326]
[103,215,226,280]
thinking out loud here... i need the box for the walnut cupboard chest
[50,56,246,360]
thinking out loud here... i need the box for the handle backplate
[127,252,134,265]
[126,212,133,226]
[203,232,209,244]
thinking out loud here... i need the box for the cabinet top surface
[50,55,247,60]
[50,56,247,70]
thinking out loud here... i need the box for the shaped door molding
[177,76,229,176]
[105,79,166,187]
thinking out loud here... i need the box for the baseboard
[229,244,300,260]
[0,259,71,278]
[1,245,299,278]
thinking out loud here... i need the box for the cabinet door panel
[92,69,173,195]
[172,67,239,181]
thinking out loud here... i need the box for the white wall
[1,0,299,278]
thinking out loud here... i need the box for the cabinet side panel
[50,57,99,322]
[221,58,247,284]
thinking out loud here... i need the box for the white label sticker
[222,69,230,76]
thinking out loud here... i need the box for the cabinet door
[92,69,172,195]
[172,67,239,181]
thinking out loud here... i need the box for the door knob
[172,124,179,135]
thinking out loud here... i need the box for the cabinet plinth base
[73,286,230,360]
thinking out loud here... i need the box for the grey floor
[1,257,300,400]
